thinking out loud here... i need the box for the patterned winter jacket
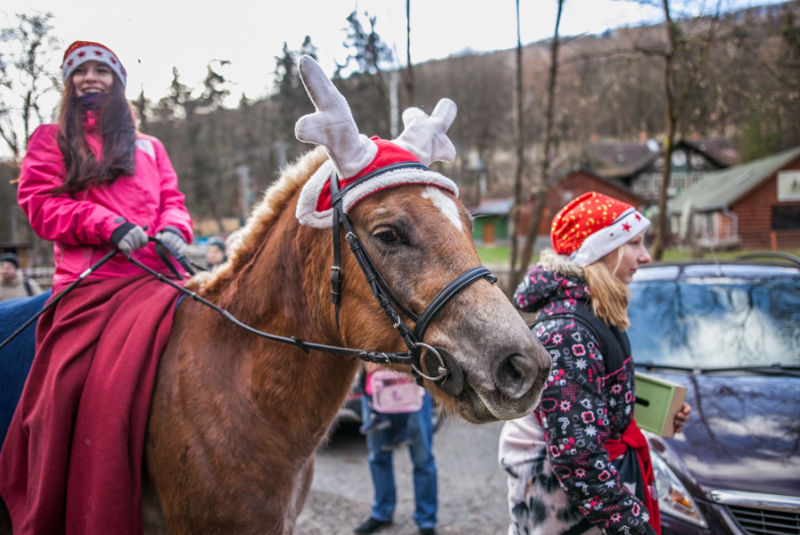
[501,250,656,535]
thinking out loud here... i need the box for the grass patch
[476,244,800,266]
[476,245,511,265]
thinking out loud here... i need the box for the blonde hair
[583,247,631,330]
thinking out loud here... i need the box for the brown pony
[136,57,552,534]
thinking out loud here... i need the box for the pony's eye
[375,230,402,244]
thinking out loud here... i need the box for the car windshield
[628,273,800,369]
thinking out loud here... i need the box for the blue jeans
[361,390,437,529]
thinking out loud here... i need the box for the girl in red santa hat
[0,41,192,534]
[498,192,691,535]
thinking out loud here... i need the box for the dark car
[627,254,800,535]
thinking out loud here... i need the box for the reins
[0,242,414,366]
[122,250,421,366]
[1,168,497,397]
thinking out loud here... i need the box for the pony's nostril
[497,353,538,398]
[503,355,525,383]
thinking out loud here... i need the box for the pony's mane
[187,146,328,298]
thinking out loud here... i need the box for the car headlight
[650,450,708,528]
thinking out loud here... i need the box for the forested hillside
[4,2,798,225]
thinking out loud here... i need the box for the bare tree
[508,0,526,294]
[516,0,565,284]
[404,0,414,106]
[0,12,60,161]
[637,0,720,259]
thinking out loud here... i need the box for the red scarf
[606,419,662,534]
[0,274,180,534]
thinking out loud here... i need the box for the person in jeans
[358,366,411,450]
[355,364,437,535]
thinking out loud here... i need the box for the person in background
[499,192,691,535]
[0,41,192,534]
[358,365,411,449]
[0,252,43,302]
[355,363,438,535]
[205,238,227,268]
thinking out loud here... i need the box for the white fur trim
[571,208,651,267]
[539,249,584,277]
[296,160,336,228]
[296,160,459,228]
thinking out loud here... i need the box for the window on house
[772,206,800,230]
[645,174,660,194]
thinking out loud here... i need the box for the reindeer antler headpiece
[295,55,459,228]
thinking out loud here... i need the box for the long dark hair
[53,74,137,194]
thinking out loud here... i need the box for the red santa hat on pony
[550,192,650,268]
[294,55,458,228]
[61,41,127,89]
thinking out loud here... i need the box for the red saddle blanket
[0,273,181,535]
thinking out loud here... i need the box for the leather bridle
[0,163,497,398]
[328,163,497,396]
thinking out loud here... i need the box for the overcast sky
[1,0,786,109]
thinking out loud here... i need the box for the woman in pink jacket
[0,41,193,534]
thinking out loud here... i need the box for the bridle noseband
[329,163,497,396]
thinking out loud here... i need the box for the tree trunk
[405,0,415,106]
[652,0,676,260]
[508,0,524,296]
[519,0,564,278]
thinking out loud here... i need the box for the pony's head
[287,56,551,422]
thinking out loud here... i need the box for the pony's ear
[393,98,457,166]
[294,55,377,179]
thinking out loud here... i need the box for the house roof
[557,165,645,204]
[471,198,514,216]
[668,146,800,214]
[584,142,660,178]
[682,138,741,167]
[584,138,739,178]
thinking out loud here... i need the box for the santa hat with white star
[61,41,127,89]
[551,192,650,268]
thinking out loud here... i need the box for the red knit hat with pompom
[550,192,650,267]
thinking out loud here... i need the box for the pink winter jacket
[18,112,193,293]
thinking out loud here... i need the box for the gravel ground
[295,417,511,535]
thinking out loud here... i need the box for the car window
[628,276,800,368]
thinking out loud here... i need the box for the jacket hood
[514,249,590,312]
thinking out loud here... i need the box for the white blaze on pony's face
[422,187,464,232]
